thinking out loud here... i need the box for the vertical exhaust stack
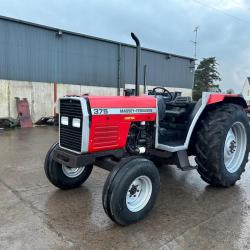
[131,32,141,96]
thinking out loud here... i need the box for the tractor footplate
[175,150,197,171]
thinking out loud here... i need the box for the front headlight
[61,116,69,126]
[72,118,81,128]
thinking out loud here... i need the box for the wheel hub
[224,122,247,173]
[126,176,152,212]
[229,140,237,154]
[225,130,237,157]
[128,184,140,197]
[62,165,85,178]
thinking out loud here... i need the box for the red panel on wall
[16,98,33,128]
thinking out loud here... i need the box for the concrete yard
[1,127,250,250]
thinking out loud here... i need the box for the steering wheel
[152,87,173,101]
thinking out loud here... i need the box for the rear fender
[187,93,247,153]
[207,93,247,108]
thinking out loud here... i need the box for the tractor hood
[87,96,156,110]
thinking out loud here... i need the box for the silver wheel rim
[224,121,247,173]
[62,164,85,178]
[126,175,152,212]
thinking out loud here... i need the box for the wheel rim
[126,175,152,212]
[224,121,247,173]
[62,164,85,178]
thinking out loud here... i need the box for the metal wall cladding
[122,46,194,88]
[0,17,195,89]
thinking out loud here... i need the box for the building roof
[0,15,195,61]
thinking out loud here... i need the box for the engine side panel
[87,96,157,153]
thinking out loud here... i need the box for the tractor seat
[165,96,193,117]
[170,96,192,107]
[165,107,186,117]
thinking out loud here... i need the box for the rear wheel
[195,104,250,187]
[44,143,93,189]
[102,157,160,225]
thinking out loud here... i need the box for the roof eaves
[0,15,195,61]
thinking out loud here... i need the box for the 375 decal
[91,107,156,115]
[92,108,109,115]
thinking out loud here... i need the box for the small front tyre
[102,157,160,225]
[44,143,93,189]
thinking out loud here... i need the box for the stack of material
[0,117,18,129]
[35,114,58,126]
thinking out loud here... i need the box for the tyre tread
[195,103,249,187]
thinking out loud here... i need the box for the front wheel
[102,157,160,225]
[195,104,250,187]
[44,143,93,189]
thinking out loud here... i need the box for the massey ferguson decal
[91,108,156,115]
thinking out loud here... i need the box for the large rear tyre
[102,157,160,225]
[195,104,250,187]
[44,143,93,189]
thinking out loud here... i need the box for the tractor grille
[60,99,83,152]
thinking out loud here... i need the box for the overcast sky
[1,0,250,92]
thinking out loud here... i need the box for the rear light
[61,116,69,126]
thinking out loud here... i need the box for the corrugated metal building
[0,15,195,121]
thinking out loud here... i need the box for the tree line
[192,57,234,100]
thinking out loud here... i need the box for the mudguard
[155,92,247,152]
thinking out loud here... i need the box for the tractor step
[175,150,197,171]
[179,165,197,171]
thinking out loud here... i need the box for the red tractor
[45,33,250,225]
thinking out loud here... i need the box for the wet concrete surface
[1,127,250,249]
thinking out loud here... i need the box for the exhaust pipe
[131,32,141,96]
